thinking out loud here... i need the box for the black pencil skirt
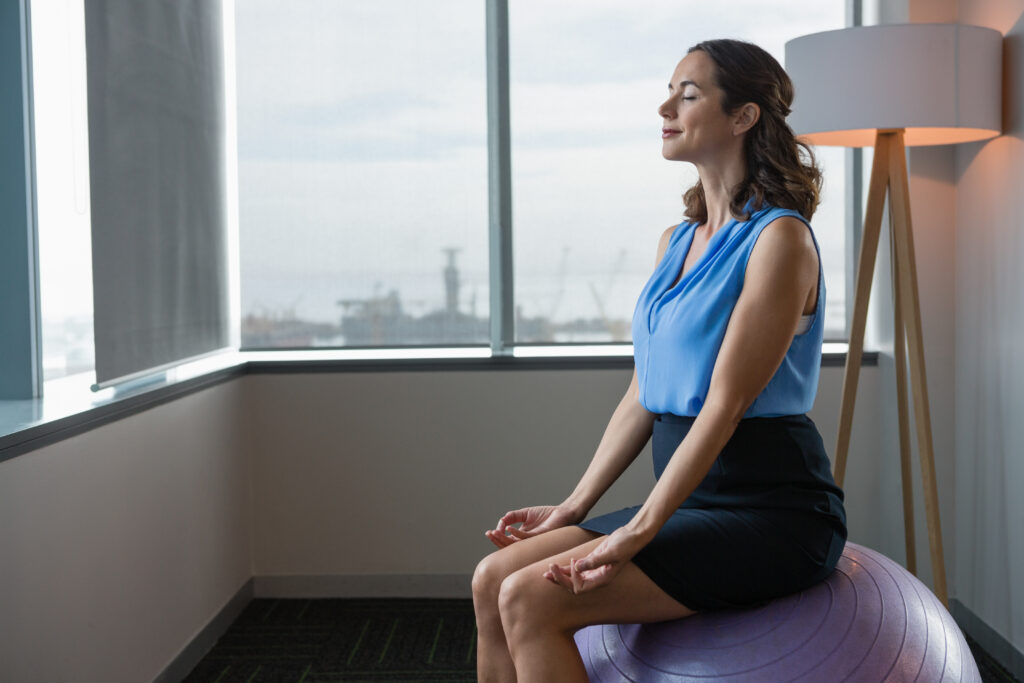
[578,413,847,611]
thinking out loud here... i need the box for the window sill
[0,343,874,463]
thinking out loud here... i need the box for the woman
[473,38,847,682]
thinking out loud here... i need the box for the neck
[695,150,747,232]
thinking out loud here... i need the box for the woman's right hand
[484,505,583,549]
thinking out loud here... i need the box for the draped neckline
[647,216,739,334]
[669,218,738,291]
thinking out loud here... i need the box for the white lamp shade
[785,24,1002,147]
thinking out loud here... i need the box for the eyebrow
[668,80,702,91]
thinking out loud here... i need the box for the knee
[472,553,507,607]
[497,568,552,641]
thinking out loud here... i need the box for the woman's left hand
[543,526,647,594]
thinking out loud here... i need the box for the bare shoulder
[655,224,679,266]
[757,215,815,251]
[749,216,818,277]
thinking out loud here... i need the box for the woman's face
[658,51,738,163]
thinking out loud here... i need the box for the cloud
[235,1,849,326]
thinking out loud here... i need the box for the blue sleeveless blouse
[632,203,825,418]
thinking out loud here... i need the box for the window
[30,0,95,381]
[235,0,489,349]
[28,1,853,375]
[508,1,847,344]
[236,2,848,350]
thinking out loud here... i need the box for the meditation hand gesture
[485,505,582,548]
[544,526,646,594]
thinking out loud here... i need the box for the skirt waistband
[651,412,843,513]
[655,413,808,425]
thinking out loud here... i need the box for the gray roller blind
[85,0,229,387]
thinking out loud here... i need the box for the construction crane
[588,248,629,340]
[547,246,570,321]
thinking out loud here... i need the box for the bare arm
[625,216,819,542]
[487,372,655,546]
[560,224,678,519]
[560,368,656,519]
[487,225,676,544]
[552,216,819,590]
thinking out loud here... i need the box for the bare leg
[472,526,600,683]
[498,536,697,683]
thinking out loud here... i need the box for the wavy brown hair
[682,39,822,223]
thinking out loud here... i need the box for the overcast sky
[32,0,847,332]
[234,0,846,324]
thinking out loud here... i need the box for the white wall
[233,0,1024,657]
[243,365,883,585]
[0,381,252,683]
[5,5,1021,679]
[0,361,883,682]
[244,369,654,581]
[851,0,965,598]
[952,0,1024,656]
[883,0,1024,657]
[869,0,1024,658]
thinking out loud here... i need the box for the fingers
[573,555,599,573]
[543,558,614,594]
[488,506,564,549]
[506,525,532,539]
[484,524,535,548]
[487,518,545,546]
[573,543,613,573]
[488,509,525,547]
[544,562,574,591]
[581,563,614,590]
[484,529,515,548]
[570,557,587,593]
[539,531,630,594]
[495,509,527,534]
[571,560,613,593]
[483,524,525,549]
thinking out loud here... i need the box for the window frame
[484,0,856,353]
[6,0,863,415]
[0,0,42,401]
[1,0,867,455]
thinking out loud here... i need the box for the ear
[732,103,761,136]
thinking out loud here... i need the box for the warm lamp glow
[783,23,1004,610]
[798,127,1001,148]
[785,24,1003,148]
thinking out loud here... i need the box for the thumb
[574,549,609,573]
[507,525,531,538]
[497,509,524,532]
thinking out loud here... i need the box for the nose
[658,95,674,120]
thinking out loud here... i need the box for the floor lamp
[785,24,1002,607]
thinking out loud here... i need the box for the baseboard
[253,573,473,598]
[951,598,1024,680]
[153,578,254,683]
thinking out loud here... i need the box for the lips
[662,128,681,139]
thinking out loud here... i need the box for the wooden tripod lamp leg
[887,131,949,606]
[834,132,891,487]
[890,204,917,576]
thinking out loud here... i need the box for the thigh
[634,507,835,610]
[480,526,602,582]
[508,537,697,631]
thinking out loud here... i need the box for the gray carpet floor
[182,598,1020,682]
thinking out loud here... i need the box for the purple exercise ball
[574,542,980,682]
